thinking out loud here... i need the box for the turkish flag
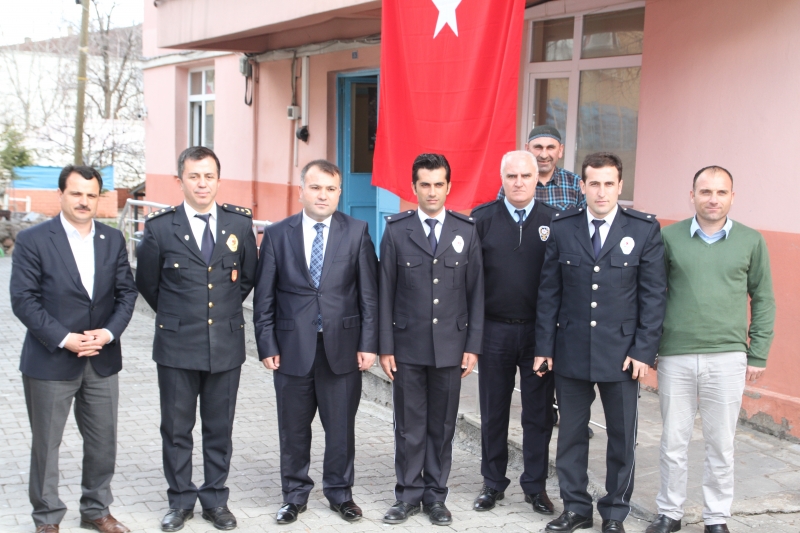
[373,0,525,210]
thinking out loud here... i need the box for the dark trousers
[273,334,362,506]
[479,319,554,494]
[23,362,118,526]
[157,364,241,510]
[393,362,462,506]
[555,374,640,522]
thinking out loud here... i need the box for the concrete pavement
[1,255,798,532]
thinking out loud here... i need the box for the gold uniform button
[209,302,214,308]
[590,321,597,327]
[174,263,179,268]
[433,278,439,284]
[591,302,597,308]
[159,324,163,328]
[566,261,571,265]
[208,319,213,325]
[208,267,213,272]
[433,318,438,324]
[592,284,598,290]
[433,259,438,264]
[624,262,628,267]
[208,284,213,289]
[594,266,600,272]
[433,299,439,305]
[407,262,411,266]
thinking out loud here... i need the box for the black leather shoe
[704,525,730,533]
[161,509,193,532]
[646,515,682,533]
[276,503,306,525]
[473,485,504,511]
[330,500,362,522]
[423,502,452,526]
[201,507,236,530]
[383,501,420,524]
[545,510,593,532]
[602,519,626,533]
[525,491,555,515]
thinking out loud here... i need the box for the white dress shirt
[587,204,619,247]
[302,210,332,268]
[58,213,113,348]
[183,201,217,250]
[418,208,446,242]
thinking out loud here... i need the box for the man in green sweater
[645,166,775,533]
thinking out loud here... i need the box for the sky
[0,1,144,46]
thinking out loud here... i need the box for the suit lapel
[91,224,109,302]
[288,213,313,285]
[209,204,229,264]
[434,213,458,258]
[572,214,596,259]
[318,212,344,288]
[597,212,628,262]
[173,204,205,263]
[48,217,90,300]
[407,214,434,256]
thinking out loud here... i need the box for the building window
[523,4,644,202]
[188,69,215,150]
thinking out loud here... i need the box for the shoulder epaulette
[447,210,476,224]
[384,210,416,223]
[221,203,253,218]
[551,207,584,221]
[470,199,499,215]
[620,207,657,222]
[145,206,176,221]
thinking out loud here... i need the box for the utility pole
[74,0,90,165]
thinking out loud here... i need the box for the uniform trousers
[157,364,241,510]
[555,374,640,522]
[23,362,118,526]
[273,333,362,506]
[479,319,554,494]
[392,362,462,506]
[655,352,747,526]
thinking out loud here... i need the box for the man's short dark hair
[300,159,342,186]
[412,153,451,184]
[178,146,221,179]
[581,152,623,182]
[693,165,733,189]
[58,165,103,191]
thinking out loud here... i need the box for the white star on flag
[432,0,462,38]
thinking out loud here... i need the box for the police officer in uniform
[470,151,558,514]
[379,153,484,527]
[136,146,258,532]
[535,152,666,533]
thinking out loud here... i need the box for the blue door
[337,72,400,251]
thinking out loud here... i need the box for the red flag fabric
[373,0,525,211]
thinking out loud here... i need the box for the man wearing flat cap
[498,125,586,211]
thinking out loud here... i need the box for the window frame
[187,67,216,149]
[522,0,645,204]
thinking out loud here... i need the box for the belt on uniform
[486,316,532,325]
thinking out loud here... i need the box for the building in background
[142,0,800,440]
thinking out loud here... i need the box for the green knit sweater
[659,218,775,367]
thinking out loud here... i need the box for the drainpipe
[250,59,259,215]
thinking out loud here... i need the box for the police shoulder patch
[384,210,415,223]
[145,206,176,221]
[221,203,253,218]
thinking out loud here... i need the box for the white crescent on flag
[432,0,462,38]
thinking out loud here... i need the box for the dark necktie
[425,218,438,255]
[195,213,215,264]
[309,223,325,331]
[591,219,605,259]
[515,209,526,226]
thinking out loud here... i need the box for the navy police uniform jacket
[379,209,484,367]
[534,207,667,382]
[136,203,258,373]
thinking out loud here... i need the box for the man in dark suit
[535,152,667,533]
[253,159,378,525]
[136,146,258,532]
[11,165,138,533]
[379,153,484,526]
[470,151,558,515]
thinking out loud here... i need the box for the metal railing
[117,199,271,265]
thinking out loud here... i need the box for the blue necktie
[515,209,526,226]
[425,218,438,255]
[195,214,215,265]
[309,223,325,331]
[591,219,605,259]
